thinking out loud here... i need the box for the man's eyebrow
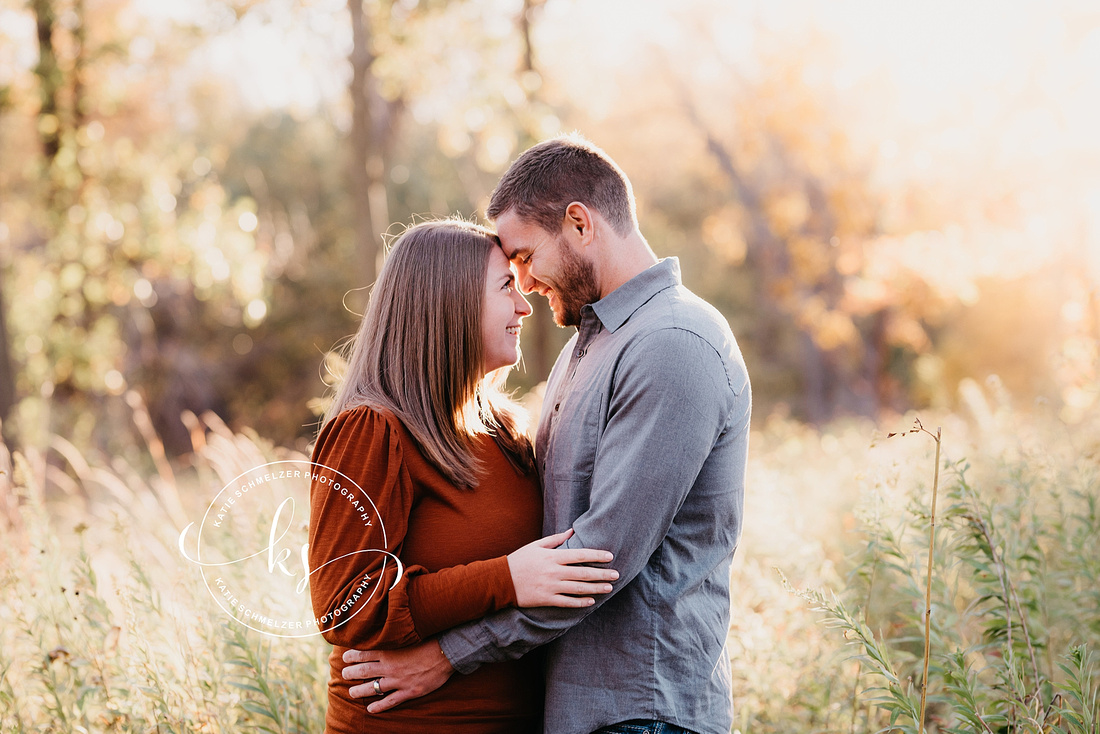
[503,246,528,261]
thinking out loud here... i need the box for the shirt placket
[567,308,602,380]
[539,311,602,473]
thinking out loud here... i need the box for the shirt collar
[587,257,681,334]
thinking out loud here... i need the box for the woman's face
[481,245,532,374]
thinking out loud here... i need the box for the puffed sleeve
[308,406,518,649]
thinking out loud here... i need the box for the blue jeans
[593,722,698,734]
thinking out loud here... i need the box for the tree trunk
[73,0,86,131]
[516,0,554,381]
[348,0,379,286]
[678,87,888,423]
[32,0,61,164]
[0,279,16,435]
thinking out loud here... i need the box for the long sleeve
[308,406,519,650]
[439,327,749,673]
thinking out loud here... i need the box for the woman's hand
[506,528,618,608]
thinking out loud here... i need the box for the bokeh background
[2,0,1100,731]
[4,0,1100,451]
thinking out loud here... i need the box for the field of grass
[1,381,1098,732]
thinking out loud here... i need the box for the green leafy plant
[791,414,1100,734]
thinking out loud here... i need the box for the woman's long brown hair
[322,218,534,487]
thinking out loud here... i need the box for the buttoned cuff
[438,621,502,675]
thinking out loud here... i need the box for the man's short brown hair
[486,134,637,236]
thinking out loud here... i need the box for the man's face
[495,209,600,327]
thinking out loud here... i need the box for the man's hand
[341,640,454,713]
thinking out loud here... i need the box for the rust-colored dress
[308,406,544,733]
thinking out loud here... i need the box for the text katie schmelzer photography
[178,460,404,638]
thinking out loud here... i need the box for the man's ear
[562,202,594,247]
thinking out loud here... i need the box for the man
[342,134,751,734]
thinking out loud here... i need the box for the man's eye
[523,255,533,265]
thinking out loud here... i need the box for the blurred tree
[675,74,892,422]
[348,0,398,288]
[31,0,61,166]
[511,0,555,381]
[340,0,571,387]
[7,0,580,451]
[0,4,18,430]
[5,0,276,452]
[565,40,940,424]
[0,283,13,430]
[192,0,573,440]
[2,0,1074,450]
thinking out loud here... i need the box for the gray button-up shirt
[439,257,751,734]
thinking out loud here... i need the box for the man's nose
[514,289,533,316]
[516,265,537,294]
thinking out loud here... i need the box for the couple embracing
[308,135,751,734]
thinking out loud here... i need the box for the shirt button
[554,403,561,411]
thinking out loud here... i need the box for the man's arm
[440,327,745,670]
[343,327,749,711]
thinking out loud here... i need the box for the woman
[308,219,616,733]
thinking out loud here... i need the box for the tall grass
[781,400,1100,733]
[0,395,328,732]
[3,383,1099,732]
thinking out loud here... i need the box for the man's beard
[551,236,601,327]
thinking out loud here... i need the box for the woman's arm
[308,407,614,650]
[309,406,424,649]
